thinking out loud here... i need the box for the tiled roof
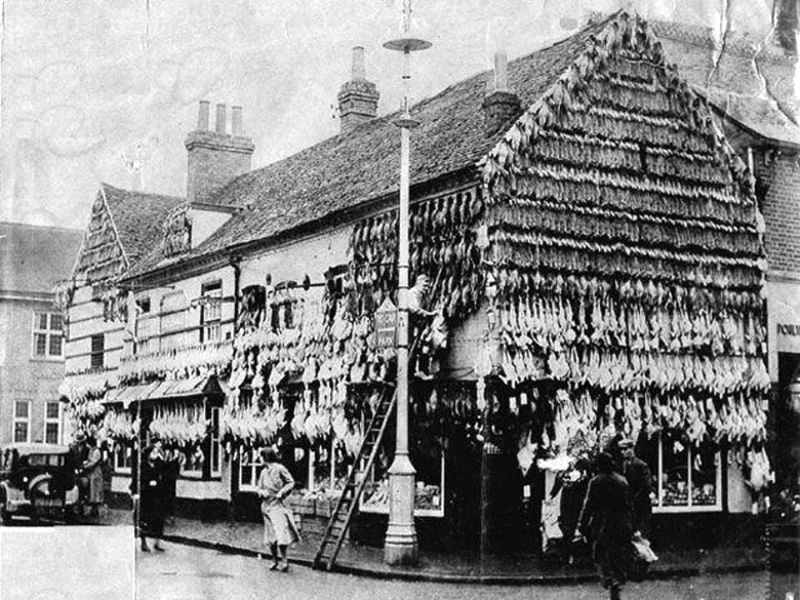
[122,12,798,281]
[100,183,184,265]
[123,16,610,278]
[0,221,82,295]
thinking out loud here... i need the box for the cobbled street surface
[136,541,770,600]
[0,523,780,600]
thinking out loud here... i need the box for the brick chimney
[337,46,380,133]
[481,51,521,136]
[184,100,255,204]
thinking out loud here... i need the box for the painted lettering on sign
[777,324,800,336]
[374,298,398,350]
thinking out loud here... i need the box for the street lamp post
[382,0,430,567]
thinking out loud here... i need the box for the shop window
[239,449,267,492]
[646,433,722,513]
[90,334,105,368]
[44,401,61,444]
[200,281,222,343]
[114,443,132,473]
[13,401,30,443]
[360,399,446,517]
[32,312,63,359]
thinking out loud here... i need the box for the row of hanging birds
[488,201,761,257]
[551,388,767,455]
[495,294,765,358]
[500,343,770,396]
[102,410,139,441]
[118,340,232,385]
[488,271,763,313]
[148,404,209,447]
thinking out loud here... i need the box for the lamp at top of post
[383,0,431,129]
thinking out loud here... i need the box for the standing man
[579,452,633,600]
[620,438,652,538]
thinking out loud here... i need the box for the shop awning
[104,375,226,409]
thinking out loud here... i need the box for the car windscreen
[25,454,65,467]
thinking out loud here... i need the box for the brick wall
[0,298,66,445]
[757,151,800,274]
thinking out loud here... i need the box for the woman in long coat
[131,442,168,552]
[257,447,299,571]
[579,452,633,600]
[82,437,104,516]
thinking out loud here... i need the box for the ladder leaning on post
[312,382,397,571]
[313,267,442,571]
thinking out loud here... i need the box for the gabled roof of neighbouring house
[71,183,184,284]
[0,221,82,295]
[101,183,184,265]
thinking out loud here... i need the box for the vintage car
[0,443,81,524]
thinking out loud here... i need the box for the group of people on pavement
[68,433,111,517]
[126,439,301,568]
[576,436,654,600]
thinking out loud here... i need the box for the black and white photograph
[0,1,798,598]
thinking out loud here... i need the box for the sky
[0,0,780,230]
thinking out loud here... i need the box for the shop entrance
[775,353,800,491]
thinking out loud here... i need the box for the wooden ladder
[312,383,397,570]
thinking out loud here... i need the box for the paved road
[136,542,771,600]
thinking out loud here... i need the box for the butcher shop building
[60,10,800,560]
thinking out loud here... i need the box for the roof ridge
[0,220,83,233]
[210,16,618,207]
[100,181,185,202]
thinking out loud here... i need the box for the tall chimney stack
[198,100,210,130]
[185,100,255,204]
[481,51,521,136]
[231,106,243,136]
[337,46,380,134]
[215,103,227,134]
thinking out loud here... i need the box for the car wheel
[0,504,11,526]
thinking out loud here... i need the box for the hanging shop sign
[374,298,398,350]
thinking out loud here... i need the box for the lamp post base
[383,454,418,566]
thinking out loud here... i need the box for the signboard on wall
[374,298,397,350]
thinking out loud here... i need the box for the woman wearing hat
[257,447,299,571]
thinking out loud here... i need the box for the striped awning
[103,375,225,409]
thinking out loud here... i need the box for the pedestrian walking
[579,452,633,600]
[257,447,300,572]
[131,441,168,552]
[620,438,652,538]
[550,453,591,564]
[81,437,104,517]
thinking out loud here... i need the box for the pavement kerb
[159,533,768,585]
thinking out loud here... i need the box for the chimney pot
[337,47,379,134]
[216,103,227,134]
[492,51,509,93]
[351,46,366,80]
[482,51,520,136]
[198,100,210,130]
[232,106,243,136]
